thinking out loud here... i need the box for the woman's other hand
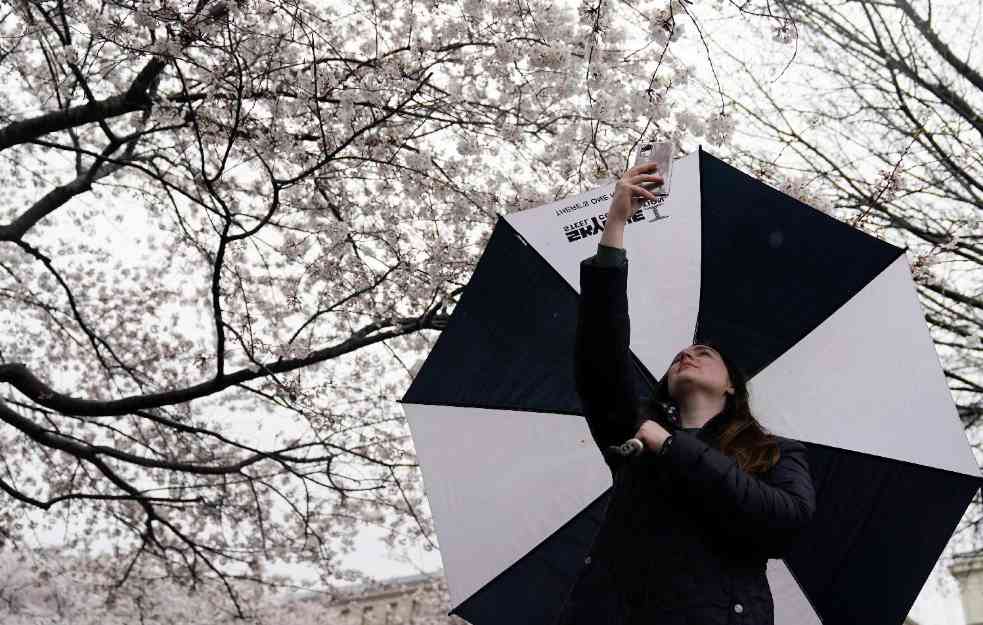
[634,419,672,453]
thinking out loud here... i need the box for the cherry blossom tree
[0,543,463,624]
[0,0,739,617]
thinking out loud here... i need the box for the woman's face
[666,343,734,400]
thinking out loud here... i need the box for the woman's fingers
[629,173,664,187]
[626,161,662,177]
[626,183,660,201]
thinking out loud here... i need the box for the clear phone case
[633,141,673,196]
[633,141,673,222]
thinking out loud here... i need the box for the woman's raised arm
[573,163,663,473]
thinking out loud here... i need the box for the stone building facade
[308,571,468,625]
[951,550,983,625]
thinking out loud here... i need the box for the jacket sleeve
[660,432,817,558]
[574,245,643,475]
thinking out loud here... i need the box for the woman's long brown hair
[642,338,781,474]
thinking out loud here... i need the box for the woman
[556,161,817,625]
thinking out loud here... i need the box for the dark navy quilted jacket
[559,251,817,625]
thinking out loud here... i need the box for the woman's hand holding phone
[608,162,664,224]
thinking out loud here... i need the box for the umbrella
[398,147,983,625]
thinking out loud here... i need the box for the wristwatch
[657,434,675,457]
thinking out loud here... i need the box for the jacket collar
[694,407,729,442]
[660,401,728,442]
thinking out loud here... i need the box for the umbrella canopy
[398,147,982,625]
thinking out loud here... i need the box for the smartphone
[633,141,673,196]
